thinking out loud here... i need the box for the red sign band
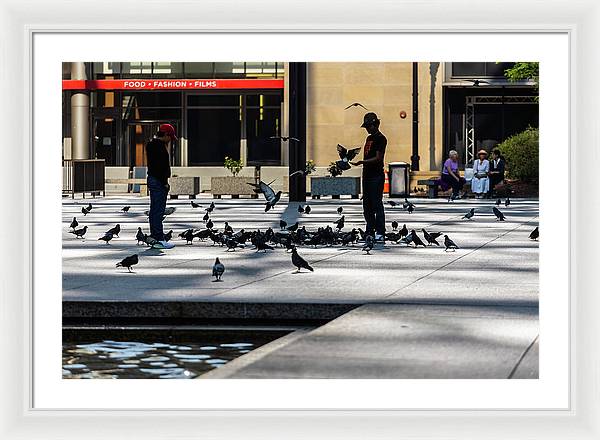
[62,78,284,90]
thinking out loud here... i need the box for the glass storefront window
[246,106,281,165]
[451,62,516,78]
[150,62,184,78]
[187,108,241,165]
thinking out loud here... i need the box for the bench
[105,178,148,196]
[417,179,440,199]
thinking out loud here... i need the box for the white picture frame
[1,0,597,438]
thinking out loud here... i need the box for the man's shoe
[374,234,385,243]
[159,240,175,249]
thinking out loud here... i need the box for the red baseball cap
[159,123,178,141]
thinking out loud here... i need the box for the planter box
[310,176,361,199]
[211,176,258,198]
[169,176,201,199]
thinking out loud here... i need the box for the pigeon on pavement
[463,208,475,220]
[422,228,442,246]
[529,226,539,241]
[212,258,225,281]
[121,206,130,213]
[492,207,506,221]
[444,235,459,252]
[399,224,408,238]
[70,225,88,239]
[387,200,398,208]
[164,230,173,242]
[81,206,90,216]
[410,230,427,247]
[180,229,195,244]
[505,197,511,207]
[279,219,287,230]
[334,215,345,231]
[496,199,501,206]
[98,232,114,244]
[69,217,78,230]
[191,200,201,208]
[362,235,374,254]
[391,220,398,231]
[304,205,311,215]
[105,224,120,237]
[287,222,299,232]
[291,247,314,273]
[298,205,305,213]
[136,227,145,245]
[337,206,343,215]
[116,254,138,272]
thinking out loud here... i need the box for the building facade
[62,61,538,174]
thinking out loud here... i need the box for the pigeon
[304,205,311,215]
[444,235,459,251]
[336,144,361,171]
[463,208,475,220]
[194,229,212,241]
[255,241,274,252]
[191,200,201,208]
[391,221,399,231]
[387,200,398,208]
[529,226,539,241]
[203,212,210,222]
[279,219,287,230]
[105,224,120,237]
[164,207,176,216]
[464,79,490,86]
[403,198,415,210]
[399,224,408,238]
[334,215,345,231]
[362,235,374,254]
[70,225,88,239]
[407,204,414,214]
[206,219,214,230]
[144,235,158,247]
[205,202,215,213]
[492,207,506,221]
[257,180,282,212]
[98,232,114,244]
[179,229,195,244]
[496,198,502,206]
[81,206,90,216]
[287,222,299,232]
[247,179,277,193]
[270,135,300,142]
[136,227,145,245]
[410,230,427,247]
[86,203,93,212]
[289,169,311,178]
[121,206,130,213]
[298,205,305,213]
[164,230,173,242]
[337,206,343,215]
[116,254,138,272]
[291,247,314,273]
[422,229,442,246]
[212,258,225,281]
[225,237,244,251]
[224,222,234,234]
[344,102,369,110]
[505,197,511,207]
[69,217,78,230]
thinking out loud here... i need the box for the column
[70,62,90,159]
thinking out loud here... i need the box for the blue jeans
[147,175,168,241]
[362,175,386,236]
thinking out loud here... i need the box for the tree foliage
[503,62,539,91]
[497,126,539,182]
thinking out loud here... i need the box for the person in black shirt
[146,123,177,249]
[488,148,506,197]
[351,112,387,241]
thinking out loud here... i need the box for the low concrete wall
[105,167,129,193]
[171,167,255,192]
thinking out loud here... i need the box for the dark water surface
[62,328,289,379]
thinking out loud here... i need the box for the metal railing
[62,159,106,198]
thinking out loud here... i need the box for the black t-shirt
[362,131,387,178]
[145,138,171,184]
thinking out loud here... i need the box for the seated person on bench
[437,150,466,200]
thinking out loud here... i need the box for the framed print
[1,0,599,439]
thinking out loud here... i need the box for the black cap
[361,112,380,128]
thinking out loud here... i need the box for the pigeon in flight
[191,200,201,208]
[247,179,277,193]
[344,102,369,110]
[444,235,459,251]
[291,247,314,273]
[362,235,374,254]
[464,79,490,86]
[279,219,287,230]
[391,221,399,231]
[257,180,282,212]
[136,227,145,245]
[496,198,501,206]
[463,208,475,220]
[116,254,138,273]
[69,217,78,230]
[70,225,88,239]
[492,207,506,221]
[337,206,343,215]
[98,232,114,244]
[121,206,130,213]
[529,226,539,241]
[105,224,120,237]
[334,215,345,231]
[270,135,300,143]
[505,197,511,207]
[336,144,361,171]
[212,258,225,281]
[422,229,442,246]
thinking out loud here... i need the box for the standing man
[146,123,177,250]
[351,112,387,242]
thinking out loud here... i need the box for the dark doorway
[126,121,179,168]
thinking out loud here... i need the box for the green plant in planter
[305,160,316,176]
[223,156,243,177]
[497,126,539,182]
[327,162,343,177]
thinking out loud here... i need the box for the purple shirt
[442,158,458,175]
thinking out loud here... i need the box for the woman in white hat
[471,149,490,198]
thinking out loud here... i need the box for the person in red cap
[145,123,177,249]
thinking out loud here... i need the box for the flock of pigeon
[67,185,538,280]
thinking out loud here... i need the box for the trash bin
[388,162,410,197]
